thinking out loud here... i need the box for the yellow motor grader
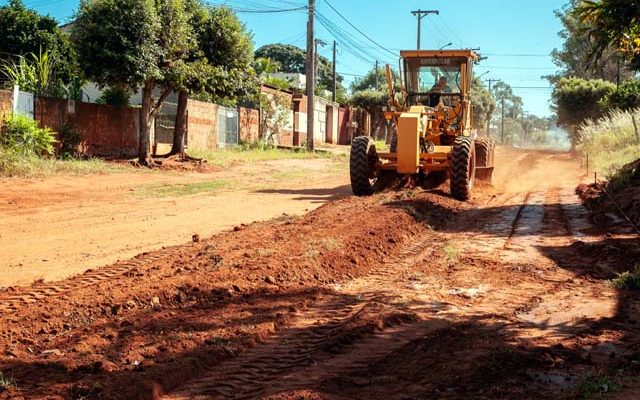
[349,49,495,201]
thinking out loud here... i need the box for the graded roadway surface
[1,148,640,399]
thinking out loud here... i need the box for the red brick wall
[35,97,139,157]
[239,107,259,143]
[186,99,217,152]
[0,90,13,121]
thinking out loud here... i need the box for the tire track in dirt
[163,237,448,399]
[164,190,582,399]
[0,250,177,314]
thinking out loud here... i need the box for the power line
[321,0,397,58]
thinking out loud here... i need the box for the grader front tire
[450,136,476,201]
[350,136,378,196]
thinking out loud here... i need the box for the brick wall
[186,99,218,152]
[0,90,13,121]
[36,97,139,157]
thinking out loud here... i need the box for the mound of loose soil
[0,190,466,400]
[577,159,640,230]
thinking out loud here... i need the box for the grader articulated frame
[350,49,495,201]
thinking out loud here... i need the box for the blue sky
[7,0,567,116]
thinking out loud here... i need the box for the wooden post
[632,113,640,143]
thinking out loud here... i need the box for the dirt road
[1,148,640,399]
[0,158,350,287]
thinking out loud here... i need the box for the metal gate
[12,86,34,119]
[217,106,239,148]
[154,102,177,145]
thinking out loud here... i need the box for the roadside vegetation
[578,109,640,178]
[190,144,341,168]
[0,114,124,177]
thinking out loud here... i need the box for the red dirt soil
[1,149,640,400]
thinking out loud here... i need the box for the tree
[73,0,195,164]
[255,43,345,100]
[169,3,256,155]
[547,0,634,84]
[0,0,81,97]
[470,76,495,130]
[574,0,640,71]
[350,67,400,93]
[552,77,615,149]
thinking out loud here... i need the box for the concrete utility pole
[486,78,500,135]
[332,40,337,103]
[314,38,326,85]
[306,0,315,151]
[411,9,439,50]
[501,97,505,145]
[375,60,379,91]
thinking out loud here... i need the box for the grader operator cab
[349,49,495,201]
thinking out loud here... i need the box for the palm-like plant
[1,48,56,95]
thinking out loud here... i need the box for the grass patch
[443,241,460,264]
[189,145,335,168]
[0,148,128,178]
[137,179,234,197]
[609,268,640,290]
[575,375,620,399]
[0,371,16,392]
[304,237,343,260]
[578,109,640,178]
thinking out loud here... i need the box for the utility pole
[486,78,499,135]
[332,40,337,103]
[375,60,379,91]
[314,38,326,86]
[501,97,505,145]
[411,9,439,50]
[306,0,315,151]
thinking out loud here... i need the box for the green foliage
[553,77,615,127]
[350,67,400,93]
[602,79,640,110]
[0,114,55,156]
[607,160,640,192]
[547,1,633,84]
[578,109,640,176]
[1,48,67,97]
[57,124,82,157]
[0,147,122,177]
[575,375,619,399]
[255,43,345,99]
[349,90,387,114]
[259,91,292,144]
[72,0,162,90]
[96,87,130,107]
[574,0,640,71]
[0,0,80,92]
[470,76,495,129]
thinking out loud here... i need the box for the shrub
[602,79,640,111]
[0,115,56,156]
[96,87,130,107]
[58,124,82,157]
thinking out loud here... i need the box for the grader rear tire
[450,136,476,201]
[350,136,379,196]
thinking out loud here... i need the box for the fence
[12,86,34,119]
[154,102,177,154]
[217,106,239,148]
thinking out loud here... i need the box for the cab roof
[400,49,479,60]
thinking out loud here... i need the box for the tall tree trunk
[139,80,155,165]
[170,90,188,156]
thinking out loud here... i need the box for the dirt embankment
[0,190,466,400]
